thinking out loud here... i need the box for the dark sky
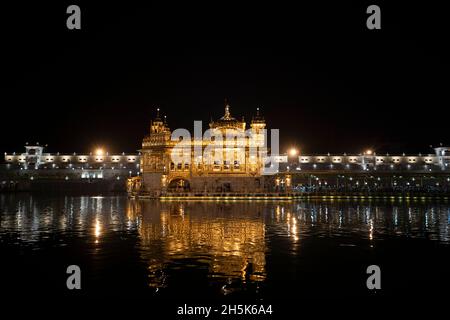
[2,1,449,155]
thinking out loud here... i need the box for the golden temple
[128,102,271,197]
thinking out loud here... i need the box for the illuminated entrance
[168,178,191,192]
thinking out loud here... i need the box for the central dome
[209,103,245,130]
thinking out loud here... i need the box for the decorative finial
[224,104,230,118]
[223,99,232,120]
[156,108,160,118]
[256,107,260,116]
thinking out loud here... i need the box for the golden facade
[129,103,269,196]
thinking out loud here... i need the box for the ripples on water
[1,194,449,299]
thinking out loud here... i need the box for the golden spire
[155,107,162,121]
[224,104,231,119]
[222,98,234,120]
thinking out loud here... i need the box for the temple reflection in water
[124,199,450,290]
[1,194,450,293]
[126,200,268,288]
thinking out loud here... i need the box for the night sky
[2,1,449,155]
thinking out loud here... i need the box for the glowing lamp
[289,148,299,157]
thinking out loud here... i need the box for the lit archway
[167,178,191,192]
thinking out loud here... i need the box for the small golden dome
[209,103,245,130]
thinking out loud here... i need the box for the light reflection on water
[127,201,268,288]
[1,194,450,296]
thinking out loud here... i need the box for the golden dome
[209,103,245,130]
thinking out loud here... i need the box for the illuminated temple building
[130,103,269,196]
[2,103,450,195]
[126,103,450,197]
